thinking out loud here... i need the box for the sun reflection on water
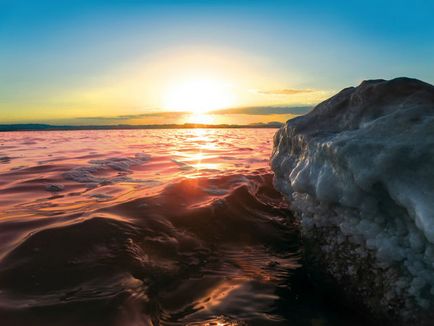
[0,129,293,326]
[174,129,223,171]
[196,279,243,311]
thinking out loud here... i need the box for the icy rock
[271,77,434,324]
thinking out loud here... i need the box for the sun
[163,78,235,114]
[186,113,215,124]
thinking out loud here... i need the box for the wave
[0,129,367,325]
[0,172,302,325]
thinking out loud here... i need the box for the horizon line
[0,122,285,132]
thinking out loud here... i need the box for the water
[0,129,358,326]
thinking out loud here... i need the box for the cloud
[256,88,315,95]
[211,106,313,115]
[74,111,186,121]
[71,105,312,124]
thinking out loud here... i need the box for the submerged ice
[271,78,434,321]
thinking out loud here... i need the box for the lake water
[0,129,358,325]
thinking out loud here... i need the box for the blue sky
[0,0,433,124]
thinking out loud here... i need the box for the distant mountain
[0,124,57,131]
[0,122,283,132]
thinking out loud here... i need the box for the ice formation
[271,78,434,323]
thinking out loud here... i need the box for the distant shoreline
[0,123,283,132]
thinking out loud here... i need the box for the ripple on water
[0,129,364,325]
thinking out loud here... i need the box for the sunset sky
[1,0,433,125]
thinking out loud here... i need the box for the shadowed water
[0,129,360,325]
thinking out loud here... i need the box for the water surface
[0,129,357,325]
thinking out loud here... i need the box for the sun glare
[163,78,235,114]
[187,113,215,124]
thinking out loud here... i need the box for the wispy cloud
[211,106,312,115]
[70,105,312,124]
[256,88,315,95]
[74,111,186,121]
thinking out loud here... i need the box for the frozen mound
[271,77,434,324]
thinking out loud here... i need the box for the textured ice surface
[271,78,434,320]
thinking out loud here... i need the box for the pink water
[0,129,358,325]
